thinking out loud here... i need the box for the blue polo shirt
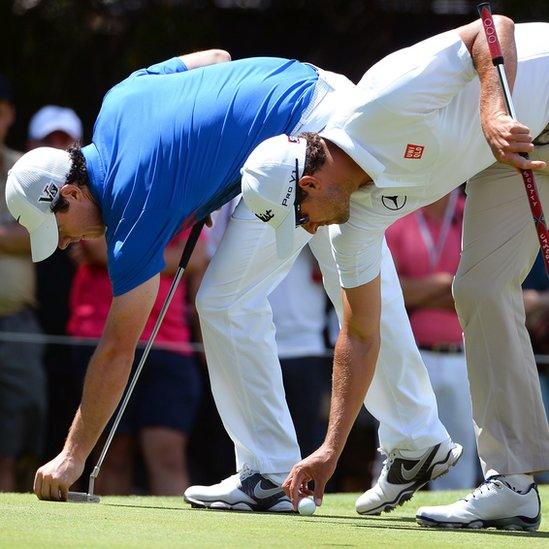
[82,57,318,295]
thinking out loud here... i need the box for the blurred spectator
[523,253,549,360]
[28,105,83,151]
[523,252,549,484]
[386,189,479,490]
[0,75,46,492]
[26,106,82,462]
[67,230,208,495]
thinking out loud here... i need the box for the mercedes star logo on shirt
[382,195,407,211]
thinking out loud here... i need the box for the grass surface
[1,489,549,548]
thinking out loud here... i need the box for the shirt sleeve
[358,30,477,117]
[107,209,181,296]
[130,57,189,78]
[329,219,384,289]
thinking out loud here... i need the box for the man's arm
[33,275,159,501]
[399,272,454,310]
[458,17,545,171]
[283,276,381,508]
[179,49,231,70]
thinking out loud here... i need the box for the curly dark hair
[51,144,90,213]
[300,132,327,176]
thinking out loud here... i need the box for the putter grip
[477,3,504,64]
[179,218,206,268]
[520,169,549,270]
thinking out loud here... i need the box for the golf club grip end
[476,2,491,14]
[179,218,206,269]
[477,2,504,64]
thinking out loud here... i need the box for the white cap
[28,105,83,141]
[241,135,306,259]
[5,147,71,262]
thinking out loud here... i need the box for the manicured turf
[2,489,549,547]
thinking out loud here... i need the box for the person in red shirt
[386,189,479,490]
[67,229,208,495]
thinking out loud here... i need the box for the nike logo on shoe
[253,481,284,499]
[387,444,442,485]
[400,448,437,481]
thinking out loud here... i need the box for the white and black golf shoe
[356,438,463,515]
[183,465,293,512]
[416,477,541,531]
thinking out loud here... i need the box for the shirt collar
[81,143,105,206]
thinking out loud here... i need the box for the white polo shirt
[321,23,549,288]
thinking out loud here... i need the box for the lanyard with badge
[416,190,458,272]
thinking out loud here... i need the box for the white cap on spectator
[5,147,71,262]
[241,135,306,259]
[28,105,82,141]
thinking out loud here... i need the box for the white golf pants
[197,202,449,474]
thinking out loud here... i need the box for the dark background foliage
[1,0,547,148]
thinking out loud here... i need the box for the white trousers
[421,350,478,490]
[197,203,449,473]
[454,144,549,477]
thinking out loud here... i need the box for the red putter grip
[521,169,549,268]
[477,3,504,64]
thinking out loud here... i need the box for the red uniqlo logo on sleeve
[404,144,424,159]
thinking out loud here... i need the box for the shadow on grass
[313,518,548,539]
[102,503,189,512]
[103,503,295,516]
[306,514,417,523]
[101,504,548,539]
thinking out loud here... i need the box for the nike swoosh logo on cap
[253,481,283,500]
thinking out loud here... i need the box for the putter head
[67,491,101,503]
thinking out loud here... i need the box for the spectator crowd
[1,72,548,495]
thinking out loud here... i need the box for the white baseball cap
[5,147,71,262]
[241,135,306,259]
[28,105,83,141]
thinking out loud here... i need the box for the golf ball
[297,497,316,516]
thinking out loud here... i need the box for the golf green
[2,489,548,547]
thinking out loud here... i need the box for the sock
[498,474,535,494]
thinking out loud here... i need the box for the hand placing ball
[297,497,317,516]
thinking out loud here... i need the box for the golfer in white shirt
[242,17,549,530]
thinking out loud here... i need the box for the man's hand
[34,451,85,501]
[482,112,546,171]
[457,16,546,172]
[282,445,338,509]
[283,277,382,511]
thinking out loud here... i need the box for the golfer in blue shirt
[6,49,454,510]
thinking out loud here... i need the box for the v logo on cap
[38,182,59,204]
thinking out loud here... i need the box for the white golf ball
[297,497,316,516]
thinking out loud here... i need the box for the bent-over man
[243,18,549,529]
[6,49,456,512]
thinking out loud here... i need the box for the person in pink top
[386,189,479,490]
[67,229,208,495]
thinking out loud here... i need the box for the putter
[67,218,206,504]
[477,2,549,276]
